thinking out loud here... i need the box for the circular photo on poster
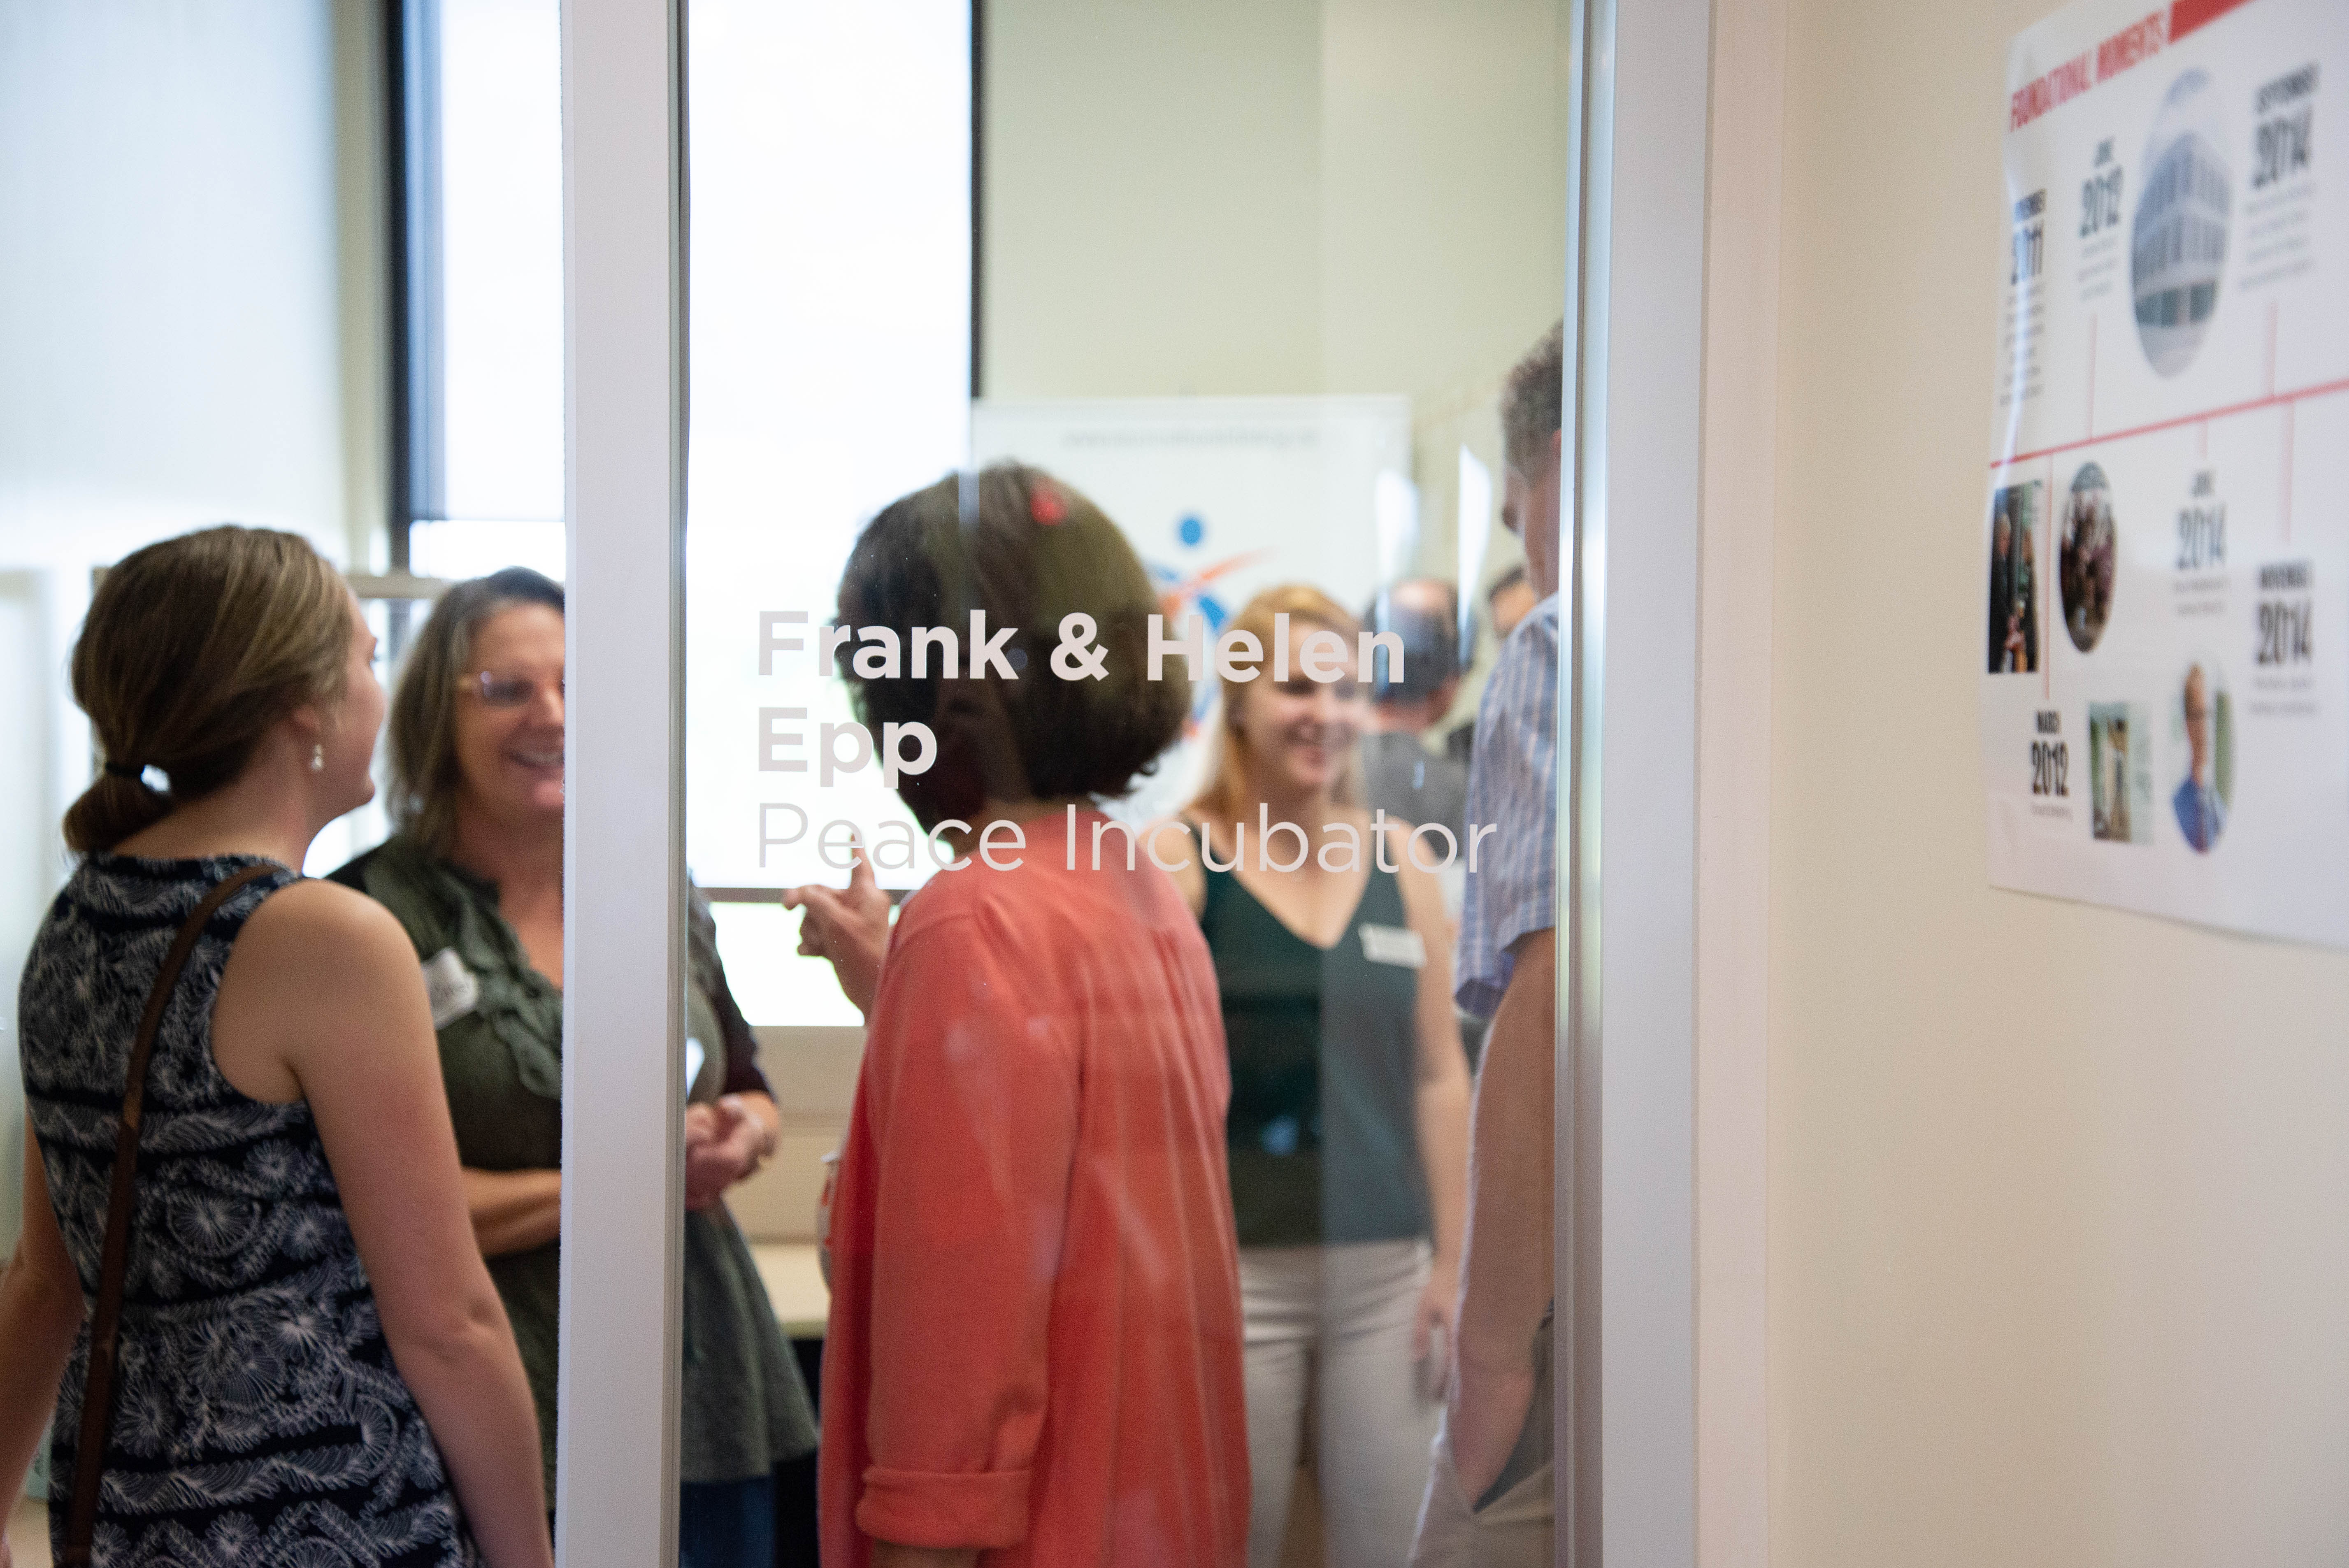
[2131,69,2232,377]
[2059,462,2118,651]
[2170,659,2233,853]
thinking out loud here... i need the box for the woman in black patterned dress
[0,527,552,1568]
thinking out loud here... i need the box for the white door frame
[1693,0,1784,1561]
[557,1,688,1565]
[1567,0,1770,1562]
[1569,0,1710,1544]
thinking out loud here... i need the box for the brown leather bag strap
[60,860,279,1568]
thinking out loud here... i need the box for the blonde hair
[1186,583,1364,825]
[386,567,566,857]
[65,525,352,853]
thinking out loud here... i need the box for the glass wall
[684,0,974,1027]
[683,2,1574,1560]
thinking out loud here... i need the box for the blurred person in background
[1,526,551,1568]
[1411,323,1566,1566]
[1361,579,1471,846]
[1166,584,1471,1568]
[329,568,816,1568]
[1443,568,1538,771]
[1363,581,1487,1072]
[803,463,1248,1568]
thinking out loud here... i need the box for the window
[397,0,976,1020]
[399,0,567,583]
[683,0,974,1024]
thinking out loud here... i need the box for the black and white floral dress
[19,855,479,1568]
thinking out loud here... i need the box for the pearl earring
[311,743,325,773]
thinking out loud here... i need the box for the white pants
[1240,1240,1442,1568]
[1407,1313,1554,1568]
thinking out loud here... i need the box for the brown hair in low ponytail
[64,525,353,853]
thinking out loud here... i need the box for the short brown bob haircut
[835,462,1187,826]
[387,567,565,856]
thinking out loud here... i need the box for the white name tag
[1357,923,1427,969]
[421,947,481,1029]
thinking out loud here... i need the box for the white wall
[982,0,1570,600]
[1696,0,1783,1562]
[1766,0,2349,1561]
[982,0,1324,400]
[0,0,365,1248]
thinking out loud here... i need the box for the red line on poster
[1994,374,2349,469]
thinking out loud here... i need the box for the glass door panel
[682,3,1573,1561]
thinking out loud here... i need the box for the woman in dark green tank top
[1199,852,1429,1248]
[1162,586,1472,1568]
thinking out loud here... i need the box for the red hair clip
[1030,485,1068,525]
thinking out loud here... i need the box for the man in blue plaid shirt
[1412,323,1562,1565]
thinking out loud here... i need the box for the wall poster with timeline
[1982,0,2349,944]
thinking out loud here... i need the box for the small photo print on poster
[2060,463,2118,652]
[2131,68,2232,378]
[2089,701,2152,843]
[2171,660,2233,853]
[1987,481,2042,674]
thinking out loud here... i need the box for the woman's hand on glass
[682,1096,771,1211]
[781,849,891,1017]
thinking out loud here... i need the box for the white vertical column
[1560,0,1608,1557]
[558,1,685,1566]
[1597,0,1710,1557]
[1565,0,1713,1559]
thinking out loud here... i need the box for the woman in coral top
[799,463,1249,1568]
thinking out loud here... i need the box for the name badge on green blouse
[1357,923,1427,969]
[421,946,481,1028]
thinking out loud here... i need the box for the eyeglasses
[460,671,565,710]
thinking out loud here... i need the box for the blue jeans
[678,1474,775,1568]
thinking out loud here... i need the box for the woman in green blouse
[332,569,816,1568]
